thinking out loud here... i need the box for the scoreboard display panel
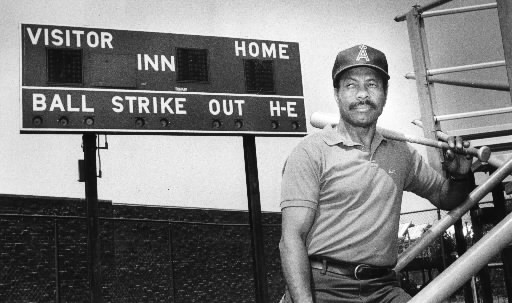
[20,24,307,136]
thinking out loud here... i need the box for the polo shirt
[280,125,445,267]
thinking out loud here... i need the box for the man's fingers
[447,136,455,149]
[455,136,464,151]
[445,136,470,152]
[444,149,455,161]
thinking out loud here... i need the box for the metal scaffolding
[395,0,512,302]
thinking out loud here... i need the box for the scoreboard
[20,24,307,136]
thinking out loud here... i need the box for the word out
[208,99,245,116]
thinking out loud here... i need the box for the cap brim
[333,64,390,86]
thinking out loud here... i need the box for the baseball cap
[332,44,390,87]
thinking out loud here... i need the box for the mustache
[349,100,377,110]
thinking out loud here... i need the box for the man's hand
[442,136,473,177]
[439,136,475,210]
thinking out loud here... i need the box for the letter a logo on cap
[356,44,370,62]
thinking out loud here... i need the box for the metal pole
[427,60,505,76]
[421,3,498,18]
[453,219,473,303]
[496,0,512,97]
[468,200,494,303]
[428,77,509,91]
[83,134,102,303]
[470,277,478,303]
[54,218,60,303]
[394,156,512,272]
[404,74,510,91]
[431,77,509,91]
[168,221,176,302]
[415,0,455,13]
[490,179,512,301]
[436,209,447,270]
[242,135,269,303]
[406,7,445,174]
[435,106,512,122]
[395,0,454,22]
[408,209,512,303]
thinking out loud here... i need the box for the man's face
[334,67,387,128]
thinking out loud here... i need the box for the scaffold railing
[394,156,512,272]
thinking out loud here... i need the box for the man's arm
[279,206,316,303]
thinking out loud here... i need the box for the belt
[309,258,393,280]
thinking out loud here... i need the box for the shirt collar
[321,123,387,148]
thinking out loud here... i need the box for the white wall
[1,0,506,213]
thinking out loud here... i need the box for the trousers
[281,267,411,303]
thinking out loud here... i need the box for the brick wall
[0,194,284,303]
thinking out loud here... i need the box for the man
[279,44,474,303]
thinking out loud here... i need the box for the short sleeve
[404,145,445,207]
[280,142,321,210]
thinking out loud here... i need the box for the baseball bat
[310,112,491,162]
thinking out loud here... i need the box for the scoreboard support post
[243,134,269,303]
[83,134,102,303]
[81,133,272,302]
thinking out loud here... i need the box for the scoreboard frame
[20,24,307,136]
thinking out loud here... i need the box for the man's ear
[333,87,340,103]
